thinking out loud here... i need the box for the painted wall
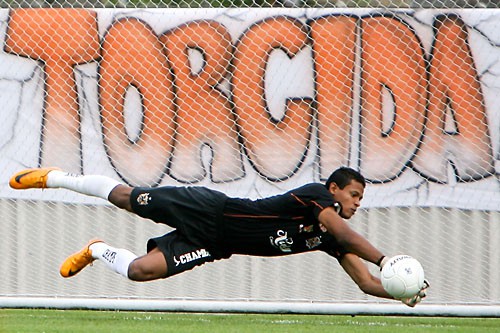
[0,8,497,209]
[0,8,499,307]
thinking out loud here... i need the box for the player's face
[328,180,365,219]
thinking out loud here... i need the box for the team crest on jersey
[305,236,322,249]
[137,193,151,205]
[270,230,293,253]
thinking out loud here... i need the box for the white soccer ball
[381,255,425,299]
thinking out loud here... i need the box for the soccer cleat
[60,239,103,278]
[9,167,61,190]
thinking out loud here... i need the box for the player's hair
[325,167,366,189]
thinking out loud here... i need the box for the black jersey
[132,183,349,266]
[222,183,347,260]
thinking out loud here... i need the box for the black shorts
[147,231,217,277]
[130,186,230,276]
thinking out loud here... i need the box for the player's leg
[9,167,133,211]
[145,231,217,278]
[90,244,168,281]
[107,185,133,211]
[60,239,167,281]
[60,232,217,281]
[127,248,168,281]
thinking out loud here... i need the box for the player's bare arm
[340,253,393,299]
[318,207,385,265]
[341,253,428,307]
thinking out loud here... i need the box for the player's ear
[328,182,338,194]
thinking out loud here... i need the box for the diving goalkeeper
[10,166,427,306]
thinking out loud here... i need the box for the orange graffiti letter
[100,18,175,186]
[233,16,312,181]
[5,9,99,172]
[160,20,242,183]
[310,15,357,180]
[414,14,494,182]
[359,16,427,181]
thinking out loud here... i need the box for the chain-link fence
[0,0,498,316]
[1,0,498,9]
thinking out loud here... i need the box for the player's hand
[401,294,421,307]
[400,279,430,307]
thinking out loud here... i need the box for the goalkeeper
[10,166,426,306]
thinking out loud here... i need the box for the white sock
[89,242,138,279]
[46,171,122,200]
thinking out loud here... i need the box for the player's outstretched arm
[341,253,428,307]
[340,253,393,299]
[318,207,385,266]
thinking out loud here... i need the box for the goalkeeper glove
[401,279,430,307]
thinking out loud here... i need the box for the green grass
[1,309,499,333]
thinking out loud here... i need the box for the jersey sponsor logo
[173,249,211,266]
[305,236,322,249]
[299,224,314,233]
[269,229,293,253]
[137,192,151,205]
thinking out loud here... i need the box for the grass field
[1,309,500,333]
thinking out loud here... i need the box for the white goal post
[0,7,499,316]
[2,298,500,318]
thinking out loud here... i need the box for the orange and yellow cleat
[9,167,61,190]
[60,239,103,278]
